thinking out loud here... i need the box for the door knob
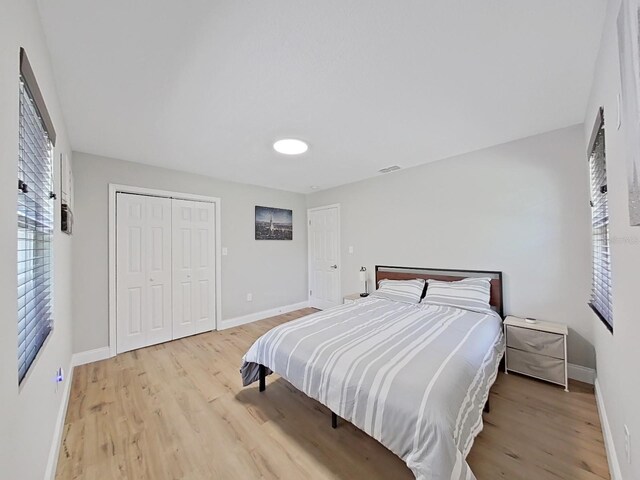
[330,265,338,269]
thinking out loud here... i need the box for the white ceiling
[37,0,605,193]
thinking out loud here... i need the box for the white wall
[0,1,74,479]
[585,0,640,476]
[71,152,308,353]
[308,125,595,368]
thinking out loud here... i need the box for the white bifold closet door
[116,193,173,353]
[171,199,216,339]
[116,193,216,354]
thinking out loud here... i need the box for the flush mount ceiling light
[273,138,308,155]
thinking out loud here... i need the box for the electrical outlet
[246,293,253,302]
[348,246,354,254]
[222,247,228,256]
[54,367,64,393]
[625,424,631,464]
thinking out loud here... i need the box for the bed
[241,266,505,480]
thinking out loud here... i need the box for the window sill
[589,303,613,334]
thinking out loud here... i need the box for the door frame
[307,203,341,308]
[108,184,222,357]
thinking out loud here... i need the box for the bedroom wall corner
[306,125,595,370]
[0,1,74,479]
[584,0,640,477]
[71,152,309,354]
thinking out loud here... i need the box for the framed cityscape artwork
[255,206,293,240]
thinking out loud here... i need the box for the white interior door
[308,205,341,309]
[116,193,172,353]
[172,199,216,339]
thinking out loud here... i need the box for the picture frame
[255,206,293,240]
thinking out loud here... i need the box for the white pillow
[422,277,492,313]
[370,278,426,304]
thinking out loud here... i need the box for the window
[587,107,613,332]
[17,48,57,383]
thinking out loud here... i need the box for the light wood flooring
[56,308,610,479]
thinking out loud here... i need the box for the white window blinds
[17,70,55,383]
[588,108,612,331]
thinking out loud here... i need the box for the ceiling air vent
[378,165,401,174]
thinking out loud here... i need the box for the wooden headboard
[375,265,504,318]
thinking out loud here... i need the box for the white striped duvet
[241,297,505,480]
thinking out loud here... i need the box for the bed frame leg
[483,398,490,414]
[259,364,266,392]
[331,412,338,429]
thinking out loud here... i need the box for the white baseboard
[219,301,310,330]
[44,360,74,480]
[567,363,595,384]
[71,304,312,361]
[71,346,111,367]
[595,378,623,480]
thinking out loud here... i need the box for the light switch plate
[222,247,228,256]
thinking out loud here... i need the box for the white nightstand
[343,293,364,304]
[504,316,569,392]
